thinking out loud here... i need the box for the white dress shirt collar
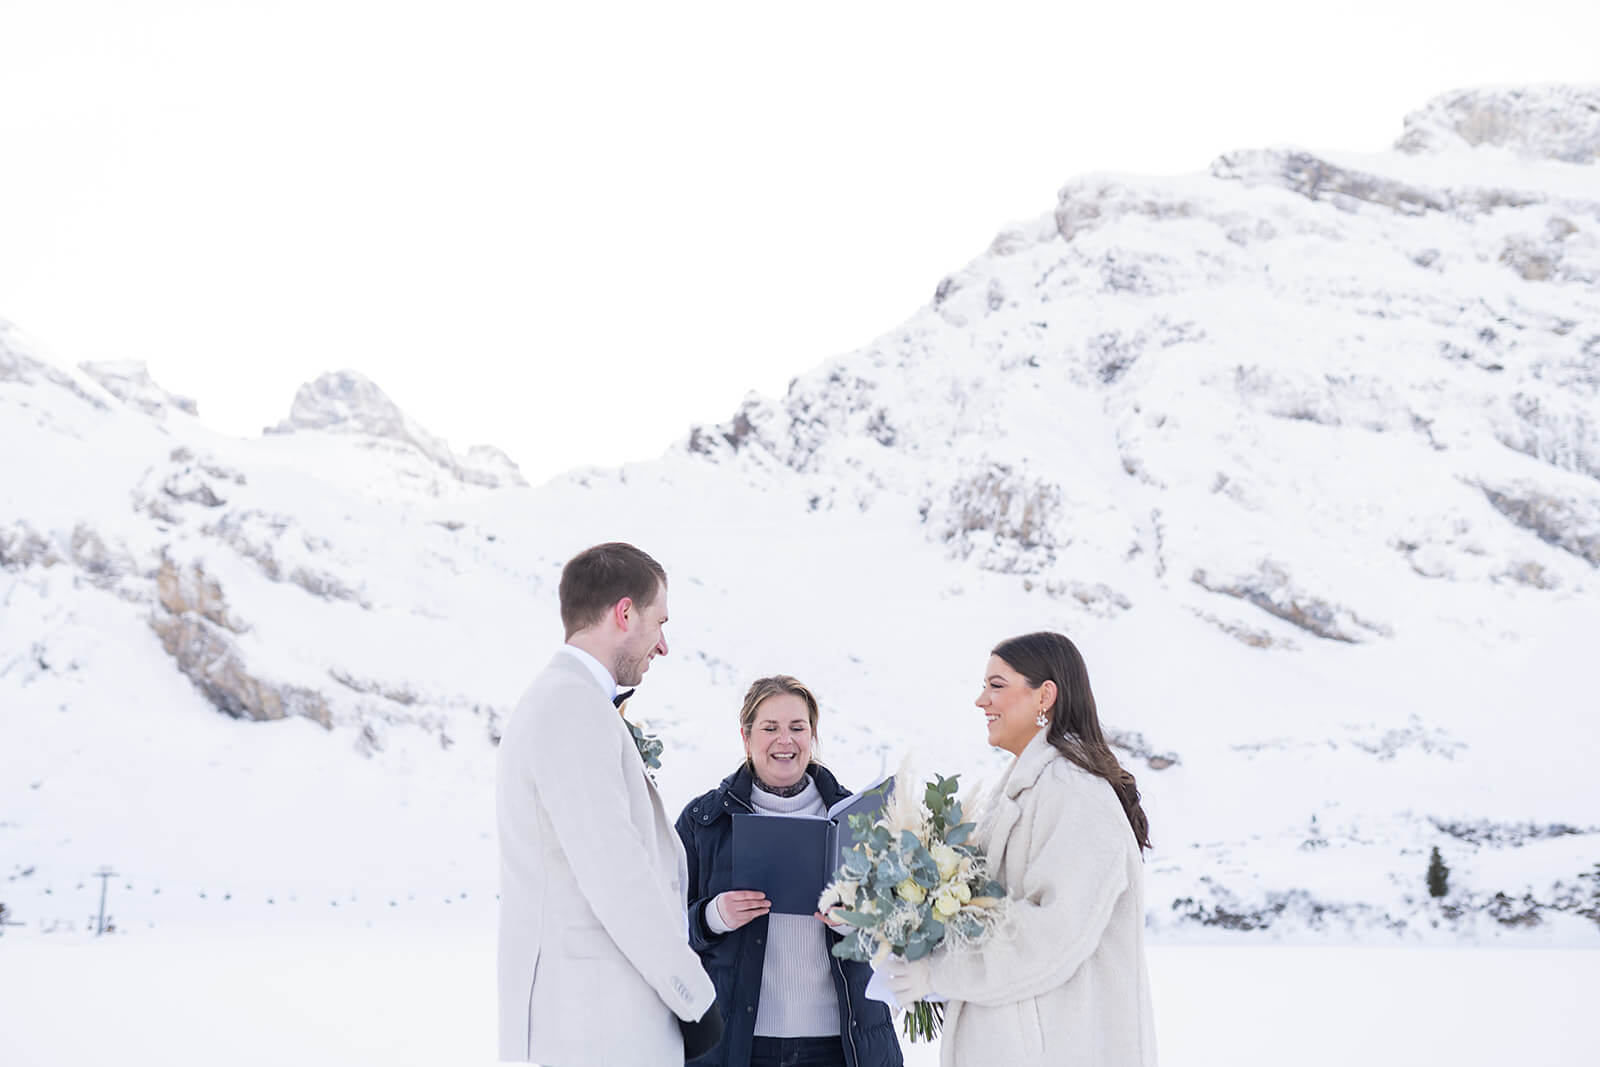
[558,643,617,700]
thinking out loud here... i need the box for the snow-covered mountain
[3,86,1598,945]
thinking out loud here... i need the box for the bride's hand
[814,907,849,929]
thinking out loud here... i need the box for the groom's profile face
[616,582,669,687]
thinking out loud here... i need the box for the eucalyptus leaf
[951,913,982,938]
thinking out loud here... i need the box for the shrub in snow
[1427,847,1450,899]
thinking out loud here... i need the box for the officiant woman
[675,675,902,1067]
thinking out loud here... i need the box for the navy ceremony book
[730,775,894,915]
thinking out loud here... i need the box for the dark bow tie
[612,689,635,709]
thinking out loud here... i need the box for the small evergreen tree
[1427,846,1450,898]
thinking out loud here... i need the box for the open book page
[827,772,895,822]
[826,774,895,880]
[730,775,897,916]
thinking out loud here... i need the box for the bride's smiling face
[976,654,1052,756]
[744,692,814,789]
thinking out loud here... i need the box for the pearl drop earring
[1035,710,1048,728]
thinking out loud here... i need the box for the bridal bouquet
[818,773,1008,1042]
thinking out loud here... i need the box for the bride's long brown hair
[992,631,1151,852]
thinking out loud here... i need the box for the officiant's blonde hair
[739,675,822,768]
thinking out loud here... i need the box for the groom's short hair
[559,542,668,638]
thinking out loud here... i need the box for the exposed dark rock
[68,525,133,586]
[1192,561,1389,643]
[1500,235,1561,281]
[864,408,896,447]
[155,558,248,634]
[78,360,198,418]
[1495,392,1600,482]
[0,326,109,411]
[1501,560,1559,589]
[1089,330,1143,384]
[1478,483,1600,566]
[1054,180,1195,242]
[1395,86,1600,164]
[267,370,527,488]
[938,464,1061,574]
[329,668,417,706]
[1345,715,1466,761]
[150,561,330,726]
[287,567,369,608]
[0,523,60,570]
[1187,608,1290,650]
[162,471,226,508]
[1212,149,1449,216]
[150,608,330,727]
[1169,883,1361,933]
[1106,729,1180,771]
[201,511,369,608]
[1428,818,1594,848]
[1043,579,1132,617]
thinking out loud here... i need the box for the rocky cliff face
[79,360,200,419]
[684,85,1600,653]
[1395,85,1600,163]
[268,369,528,489]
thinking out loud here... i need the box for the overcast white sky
[3,1,1595,483]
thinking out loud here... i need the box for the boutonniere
[627,720,664,779]
[617,699,663,780]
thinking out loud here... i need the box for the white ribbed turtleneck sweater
[706,775,840,1037]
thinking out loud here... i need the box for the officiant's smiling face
[744,693,814,789]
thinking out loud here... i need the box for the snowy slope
[3,86,1598,946]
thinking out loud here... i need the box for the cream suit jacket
[496,652,715,1064]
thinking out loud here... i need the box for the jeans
[748,1035,848,1067]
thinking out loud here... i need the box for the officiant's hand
[713,890,770,930]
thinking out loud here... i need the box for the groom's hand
[679,1002,724,1061]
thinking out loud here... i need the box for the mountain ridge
[3,85,1598,945]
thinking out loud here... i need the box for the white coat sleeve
[522,685,715,1021]
[928,767,1131,1007]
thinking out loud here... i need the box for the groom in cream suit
[497,542,720,1064]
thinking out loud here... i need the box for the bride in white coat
[878,631,1158,1067]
